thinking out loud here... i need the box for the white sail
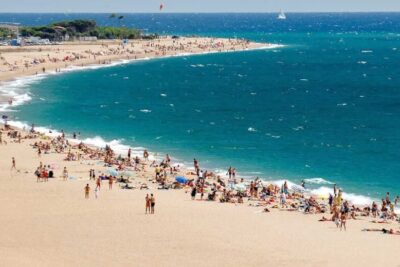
[278,10,286,20]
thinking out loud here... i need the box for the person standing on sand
[91,169,96,181]
[63,167,68,181]
[109,176,113,190]
[143,149,149,161]
[85,184,90,199]
[194,158,199,176]
[340,201,349,231]
[11,157,16,171]
[150,194,155,214]
[227,166,233,179]
[145,194,151,214]
[96,177,102,190]
[191,186,197,200]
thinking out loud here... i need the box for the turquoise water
[2,13,400,202]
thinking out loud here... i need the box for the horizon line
[1,11,400,14]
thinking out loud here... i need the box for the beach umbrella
[233,183,247,192]
[175,176,188,184]
[121,170,134,177]
[107,169,119,177]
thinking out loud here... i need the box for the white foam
[309,186,374,206]
[303,177,334,185]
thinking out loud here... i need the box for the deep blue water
[2,13,400,201]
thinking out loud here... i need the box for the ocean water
[1,13,400,204]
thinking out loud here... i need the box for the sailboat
[277,10,286,20]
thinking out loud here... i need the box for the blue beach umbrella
[175,176,188,184]
[107,169,119,177]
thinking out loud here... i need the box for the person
[194,158,199,176]
[155,166,161,180]
[283,181,289,194]
[127,148,131,160]
[150,194,155,214]
[145,194,151,214]
[340,201,349,231]
[328,194,333,210]
[63,167,68,181]
[371,201,378,218]
[280,193,286,208]
[340,211,347,231]
[191,186,197,200]
[11,157,16,171]
[385,192,391,204]
[84,184,90,199]
[143,149,149,161]
[301,180,306,189]
[96,177,101,190]
[109,176,113,190]
[362,228,400,235]
[227,166,233,179]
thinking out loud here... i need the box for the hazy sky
[2,0,400,13]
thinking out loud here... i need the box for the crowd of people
[2,123,399,234]
[0,37,255,77]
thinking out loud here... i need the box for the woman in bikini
[145,194,151,214]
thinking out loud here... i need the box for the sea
[1,13,400,205]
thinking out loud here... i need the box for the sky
[2,0,400,13]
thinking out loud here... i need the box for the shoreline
[0,36,280,109]
[0,119,399,267]
[0,37,395,209]
[0,36,394,208]
[0,37,278,83]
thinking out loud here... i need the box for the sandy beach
[0,124,399,267]
[0,36,269,83]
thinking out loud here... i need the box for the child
[340,212,346,231]
[85,184,90,199]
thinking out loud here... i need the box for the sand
[0,36,269,83]
[0,130,399,267]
